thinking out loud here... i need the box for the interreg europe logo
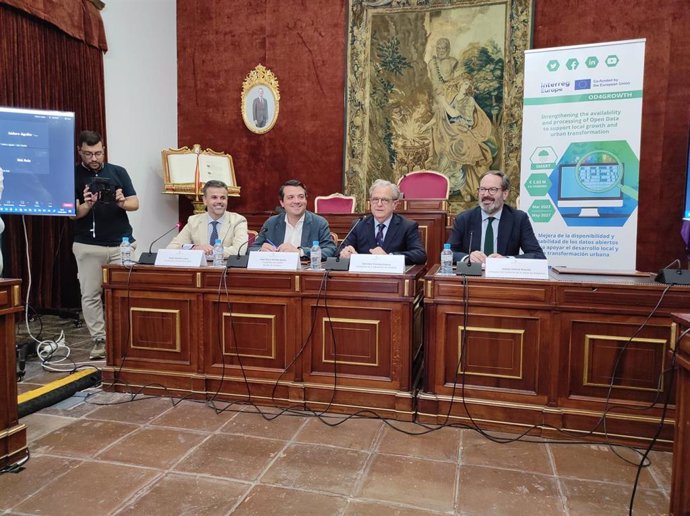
[574,79,592,91]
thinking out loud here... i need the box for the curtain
[0,3,106,310]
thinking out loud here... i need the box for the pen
[265,238,277,250]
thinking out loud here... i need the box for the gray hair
[202,180,228,195]
[369,179,401,200]
[480,170,510,191]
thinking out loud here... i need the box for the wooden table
[420,266,689,448]
[0,279,26,470]
[101,265,424,419]
[670,312,690,515]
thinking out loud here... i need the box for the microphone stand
[324,216,366,271]
[138,224,180,265]
[227,239,251,268]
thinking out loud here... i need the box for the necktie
[375,223,385,247]
[209,220,219,245]
[484,217,495,255]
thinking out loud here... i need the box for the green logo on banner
[547,60,560,71]
[566,58,579,70]
[585,56,599,68]
[605,55,619,67]
[525,174,552,196]
[528,200,556,223]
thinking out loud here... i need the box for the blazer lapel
[382,214,401,252]
[496,208,513,256]
[300,212,313,249]
[470,209,483,253]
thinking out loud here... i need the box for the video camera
[89,177,117,203]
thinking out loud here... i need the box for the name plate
[485,257,549,280]
[247,251,300,271]
[349,254,405,274]
[155,249,207,267]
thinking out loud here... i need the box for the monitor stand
[578,207,600,217]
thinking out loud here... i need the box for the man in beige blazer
[167,180,248,259]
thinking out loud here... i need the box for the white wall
[101,0,178,255]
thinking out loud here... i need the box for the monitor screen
[557,163,624,216]
[0,106,76,216]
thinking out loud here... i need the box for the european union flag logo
[575,79,591,90]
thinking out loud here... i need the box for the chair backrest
[397,170,450,200]
[314,193,356,213]
[247,230,258,247]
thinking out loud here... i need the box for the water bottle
[120,236,133,266]
[440,243,453,275]
[310,240,322,270]
[212,239,225,267]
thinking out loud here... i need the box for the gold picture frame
[344,0,533,213]
[241,64,280,134]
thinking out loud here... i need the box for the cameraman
[73,130,139,360]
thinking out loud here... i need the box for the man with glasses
[449,170,544,264]
[339,179,426,264]
[73,130,139,360]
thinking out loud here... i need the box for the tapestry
[344,0,533,212]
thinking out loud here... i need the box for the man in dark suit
[250,179,336,259]
[449,170,545,263]
[339,179,426,265]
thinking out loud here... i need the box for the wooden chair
[314,193,356,213]
[397,170,450,200]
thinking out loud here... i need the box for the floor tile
[457,465,565,515]
[20,413,77,444]
[261,443,368,495]
[12,461,159,516]
[232,485,347,516]
[174,434,285,480]
[550,443,656,488]
[85,395,173,424]
[561,477,669,516]
[219,410,306,440]
[461,430,553,475]
[358,454,456,512]
[30,419,138,458]
[149,400,236,432]
[96,426,207,469]
[343,500,447,515]
[114,472,249,515]
[377,421,461,461]
[0,455,80,510]
[294,416,383,451]
[646,449,673,492]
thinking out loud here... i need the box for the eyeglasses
[370,197,394,205]
[80,151,104,158]
[477,187,503,195]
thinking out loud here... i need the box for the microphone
[655,257,690,285]
[457,228,481,276]
[325,216,365,271]
[138,223,181,265]
[226,238,251,268]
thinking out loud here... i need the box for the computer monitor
[0,106,76,216]
[557,162,624,217]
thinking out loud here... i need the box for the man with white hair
[339,179,426,265]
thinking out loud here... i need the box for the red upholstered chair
[397,170,450,200]
[247,229,258,247]
[314,193,356,214]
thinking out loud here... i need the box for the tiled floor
[2,315,672,515]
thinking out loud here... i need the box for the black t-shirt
[73,162,136,246]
